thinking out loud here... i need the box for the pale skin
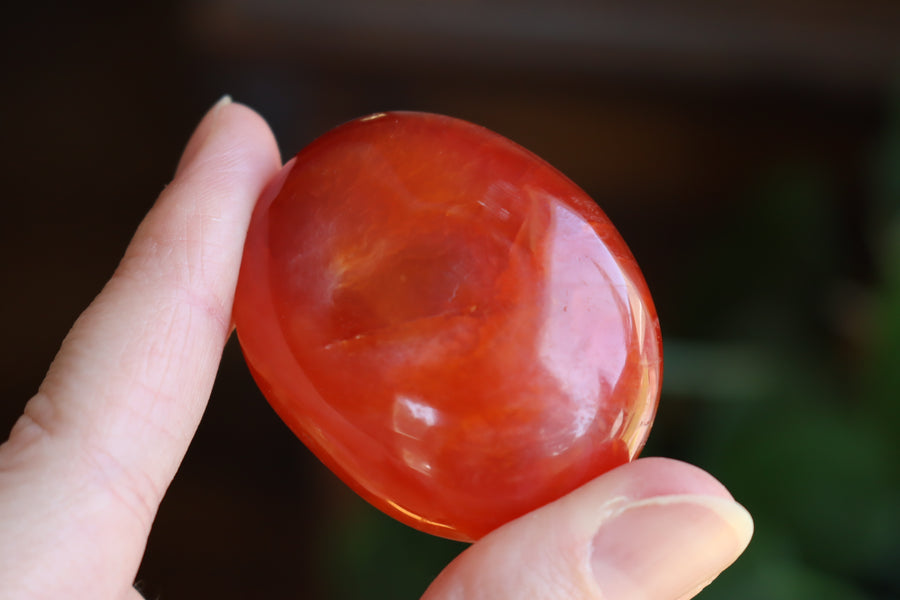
[0,98,753,600]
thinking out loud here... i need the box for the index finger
[0,97,281,598]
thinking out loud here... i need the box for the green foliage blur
[657,92,900,599]
[318,96,900,599]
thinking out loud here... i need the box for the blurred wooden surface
[191,0,900,88]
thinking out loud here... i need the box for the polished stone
[234,112,662,541]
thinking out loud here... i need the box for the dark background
[2,1,899,598]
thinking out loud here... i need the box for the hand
[0,98,752,599]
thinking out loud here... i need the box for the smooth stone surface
[234,112,662,541]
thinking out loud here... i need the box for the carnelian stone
[234,112,662,542]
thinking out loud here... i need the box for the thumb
[423,457,753,600]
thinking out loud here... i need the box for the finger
[0,97,281,599]
[423,457,753,600]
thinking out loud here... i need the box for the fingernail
[212,94,233,110]
[591,495,753,600]
[175,95,233,176]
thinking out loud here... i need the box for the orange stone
[234,112,662,541]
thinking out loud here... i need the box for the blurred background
[2,0,899,598]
